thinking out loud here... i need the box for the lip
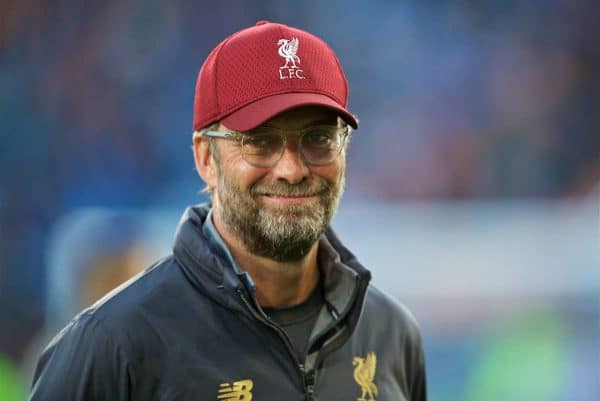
[261,194,319,205]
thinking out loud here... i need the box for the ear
[192,133,217,191]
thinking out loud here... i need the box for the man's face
[210,106,347,262]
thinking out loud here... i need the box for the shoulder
[357,284,426,386]
[362,284,423,346]
[40,307,116,366]
[61,255,185,340]
[35,256,186,371]
[31,307,133,400]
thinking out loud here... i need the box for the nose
[270,144,309,184]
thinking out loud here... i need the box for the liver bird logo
[353,352,378,401]
[277,37,300,69]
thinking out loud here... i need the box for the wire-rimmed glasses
[200,124,349,168]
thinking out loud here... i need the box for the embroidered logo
[277,37,305,80]
[353,352,378,401]
[217,379,253,401]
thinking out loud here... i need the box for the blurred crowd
[0,0,598,398]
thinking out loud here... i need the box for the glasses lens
[241,132,283,167]
[240,126,346,167]
[300,127,343,164]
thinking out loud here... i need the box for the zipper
[236,287,298,360]
[236,288,317,398]
[310,275,366,371]
[300,364,316,401]
[235,271,368,398]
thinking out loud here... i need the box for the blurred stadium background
[1,0,598,400]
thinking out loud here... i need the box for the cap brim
[221,92,359,131]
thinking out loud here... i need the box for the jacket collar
[172,203,371,321]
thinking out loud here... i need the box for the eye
[245,134,271,147]
[242,133,282,155]
[303,129,337,149]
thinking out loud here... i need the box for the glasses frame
[200,124,350,168]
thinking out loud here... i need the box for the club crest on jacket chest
[353,352,378,401]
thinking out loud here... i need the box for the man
[30,21,427,401]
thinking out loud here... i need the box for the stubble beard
[215,170,345,262]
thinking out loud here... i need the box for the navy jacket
[30,204,426,400]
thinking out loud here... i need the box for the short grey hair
[192,122,220,195]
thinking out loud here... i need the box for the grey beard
[216,174,344,262]
[254,203,328,262]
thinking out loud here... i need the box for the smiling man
[30,22,427,401]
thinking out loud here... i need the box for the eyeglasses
[201,125,350,168]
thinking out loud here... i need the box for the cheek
[311,158,345,183]
[219,148,269,188]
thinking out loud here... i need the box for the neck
[213,212,320,308]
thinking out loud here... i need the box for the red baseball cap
[193,21,359,132]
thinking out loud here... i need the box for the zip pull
[326,301,339,320]
[237,272,256,293]
[302,367,316,401]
